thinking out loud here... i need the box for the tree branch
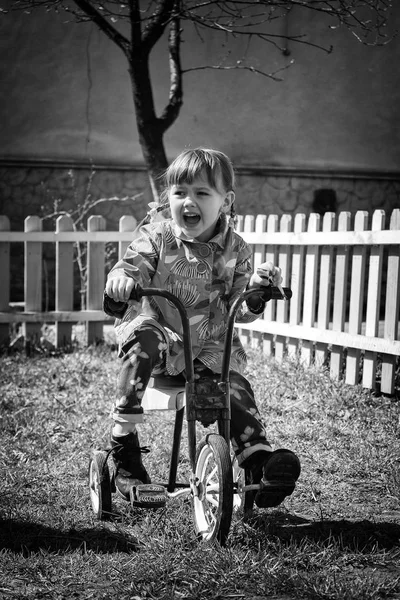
[141,0,177,54]
[128,0,142,53]
[71,0,131,55]
[159,6,183,131]
[181,0,394,46]
[182,59,295,82]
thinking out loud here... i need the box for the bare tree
[41,168,141,309]
[1,0,394,200]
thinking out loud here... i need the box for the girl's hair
[163,148,235,194]
[156,148,237,226]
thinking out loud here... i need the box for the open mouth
[183,213,201,226]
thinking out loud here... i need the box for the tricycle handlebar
[126,285,291,304]
[104,284,291,383]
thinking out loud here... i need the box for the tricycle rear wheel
[88,450,112,520]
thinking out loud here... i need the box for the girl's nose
[183,194,195,205]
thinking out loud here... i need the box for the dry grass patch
[0,345,399,599]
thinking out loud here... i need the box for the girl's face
[168,172,234,242]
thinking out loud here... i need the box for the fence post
[275,214,292,362]
[315,212,336,366]
[23,215,42,341]
[287,213,306,359]
[345,211,368,385]
[263,214,279,356]
[381,208,400,395]
[330,212,351,380]
[239,215,255,348]
[55,215,74,347]
[252,214,267,349]
[301,213,320,365]
[86,215,106,344]
[362,209,385,389]
[119,215,137,259]
[0,216,10,346]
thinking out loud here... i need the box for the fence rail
[0,209,399,395]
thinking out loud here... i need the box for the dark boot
[111,432,151,501]
[246,449,301,508]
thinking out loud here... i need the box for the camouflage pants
[112,324,272,466]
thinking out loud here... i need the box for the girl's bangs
[166,154,220,189]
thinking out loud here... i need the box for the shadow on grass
[0,517,139,555]
[2,512,399,556]
[244,511,400,552]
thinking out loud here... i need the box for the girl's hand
[249,261,283,289]
[105,276,136,303]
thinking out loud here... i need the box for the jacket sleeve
[229,236,266,323]
[107,223,160,286]
[103,223,161,318]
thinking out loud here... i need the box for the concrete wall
[1,4,399,171]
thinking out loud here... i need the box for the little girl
[104,148,300,508]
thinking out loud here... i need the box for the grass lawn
[0,343,399,600]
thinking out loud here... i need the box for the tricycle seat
[141,374,186,412]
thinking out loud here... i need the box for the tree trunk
[137,120,169,202]
[129,54,169,202]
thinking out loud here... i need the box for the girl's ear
[222,191,235,213]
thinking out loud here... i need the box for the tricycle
[89,281,291,545]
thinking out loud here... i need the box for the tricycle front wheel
[193,433,233,545]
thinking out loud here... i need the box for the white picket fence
[0,209,399,394]
[235,209,400,395]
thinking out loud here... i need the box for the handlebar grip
[262,286,292,301]
[274,286,292,300]
[129,284,143,301]
[103,285,143,318]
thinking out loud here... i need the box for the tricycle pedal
[130,484,167,509]
[260,479,295,490]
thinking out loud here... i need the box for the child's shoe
[111,432,151,501]
[248,449,300,508]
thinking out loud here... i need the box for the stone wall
[0,161,152,232]
[235,169,400,228]
[1,161,399,229]
[1,161,399,307]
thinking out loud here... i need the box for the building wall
[0,3,399,228]
[1,5,400,168]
